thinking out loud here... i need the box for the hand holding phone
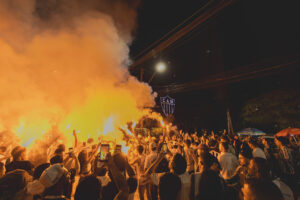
[99,144,110,161]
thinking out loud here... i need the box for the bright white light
[155,62,166,73]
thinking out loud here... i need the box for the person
[144,142,158,200]
[218,142,239,180]
[242,178,283,200]
[248,138,266,159]
[39,164,72,200]
[228,148,252,188]
[0,169,33,200]
[183,139,196,173]
[169,153,190,200]
[158,172,181,200]
[5,146,34,175]
[101,153,130,200]
[196,170,224,200]
[275,137,295,178]
[130,145,146,200]
[247,157,295,200]
[74,175,102,200]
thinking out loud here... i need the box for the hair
[137,145,144,155]
[54,148,64,156]
[196,170,224,200]
[249,138,258,147]
[57,144,66,152]
[75,175,102,200]
[11,146,26,161]
[185,139,191,147]
[50,155,63,165]
[158,173,181,200]
[199,152,218,171]
[220,142,229,151]
[171,154,187,175]
[155,157,170,173]
[248,157,271,180]
[275,136,289,146]
[127,177,137,194]
[244,178,283,200]
[33,163,50,180]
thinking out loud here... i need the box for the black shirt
[6,160,34,175]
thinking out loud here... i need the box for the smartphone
[99,144,110,161]
[115,145,122,154]
[162,143,168,154]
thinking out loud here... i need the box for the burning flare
[0,0,156,162]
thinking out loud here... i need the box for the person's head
[50,155,63,165]
[197,170,223,200]
[185,139,191,147]
[219,142,229,153]
[149,142,157,152]
[242,178,283,200]
[170,153,187,175]
[275,137,288,148]
[248,157,271,180]
[57,144,66,152]
[11,146,26,161]
[248,138,258,149]
[78,150,88,163]
[137,145,144,155]
[33,163,50,180]
[198,144,208,156]
[54,148,64,157]
[158,173,181,200]
[239,149,252,166]
[75,175,102,200]
[198,153,208,172]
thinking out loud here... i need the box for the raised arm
[106,153,129,200]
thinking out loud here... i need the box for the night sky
[129,0,300,133]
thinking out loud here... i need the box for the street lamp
[149,62,167,83]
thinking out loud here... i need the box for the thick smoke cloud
[0,0,155,163]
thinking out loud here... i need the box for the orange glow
[0,1,158,161]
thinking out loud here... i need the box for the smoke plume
[0,0,156,162]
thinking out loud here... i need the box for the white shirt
[252,147,267,159]
[273,179,294,200]
[218,152,239,180]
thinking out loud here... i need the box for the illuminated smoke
[0,0,156,163]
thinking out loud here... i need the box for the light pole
[148,62,167,83]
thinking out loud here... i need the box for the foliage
[241,89,300,131]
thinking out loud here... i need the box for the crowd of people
[0,127,299,200]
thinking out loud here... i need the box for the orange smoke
[0,0,156,159]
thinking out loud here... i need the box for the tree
[241,89,300,132]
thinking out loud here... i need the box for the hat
[39,164,67,188]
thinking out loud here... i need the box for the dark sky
[129,0,300,133]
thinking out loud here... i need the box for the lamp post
[148,62,167,83]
